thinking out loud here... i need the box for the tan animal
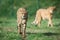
[32,6,56,27]
[17,8,28,38]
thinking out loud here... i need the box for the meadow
[0,17,60,40]
[0,0,60,40]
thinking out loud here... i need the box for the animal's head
[18,8,28,19]
[47,6,56,13]
[18,8,27,17]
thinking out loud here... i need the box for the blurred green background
[0,0,60,40]
[0,0,60,18]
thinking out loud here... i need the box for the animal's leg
[48,18,53,27]
[37,17,41,27]
[22,24,26,38]
[17,24,22,34]
[37,22,41,27]
[31,20,36,25]
[21,20,26,38]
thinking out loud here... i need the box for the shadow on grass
[0,21,10,24]
[0,21,3,23]
[26,32,60,36]
[42,32,60,36]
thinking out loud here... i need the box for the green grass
[0,17,60,40]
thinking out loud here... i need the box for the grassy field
[0,0,60,40]
[0,17,60,40]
